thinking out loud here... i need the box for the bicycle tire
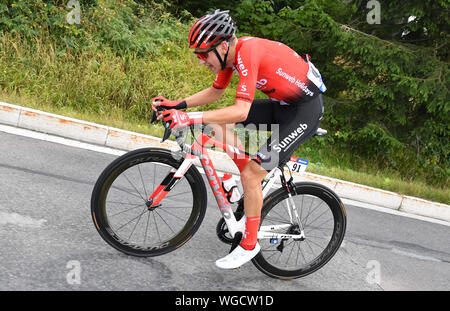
[252,182,346,279]
[91,148,207,257]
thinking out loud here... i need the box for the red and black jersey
[212,36,327,104]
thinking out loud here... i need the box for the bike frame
[147,130,306,240]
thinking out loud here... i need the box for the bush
[0,0,189,57]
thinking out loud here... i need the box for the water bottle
[222,173,242,203]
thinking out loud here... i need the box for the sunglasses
[194,50,210,61]
[193,42,222,60]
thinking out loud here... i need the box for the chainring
[215,201,245,244]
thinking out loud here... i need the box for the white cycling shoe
[215,243,261,269]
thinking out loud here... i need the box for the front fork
[146,157,195,208]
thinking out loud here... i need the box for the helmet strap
[213,40,230,71]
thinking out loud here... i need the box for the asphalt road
[0,130,449,291]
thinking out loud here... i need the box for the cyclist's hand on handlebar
[162,109,203,130]
[152,96,187,112]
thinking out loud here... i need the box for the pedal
[276,239,286,252]
[229,232,243,253]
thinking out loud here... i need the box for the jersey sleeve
[234,43,261,103]
[212,67,233,89]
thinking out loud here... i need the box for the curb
[1,101,449,223]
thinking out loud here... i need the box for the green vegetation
[0,0,448,204]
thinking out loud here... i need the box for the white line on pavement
[341,198,450,227]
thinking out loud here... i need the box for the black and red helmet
[188,9,236,50]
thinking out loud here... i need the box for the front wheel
[252,182,346,279]
[91,148,207,257]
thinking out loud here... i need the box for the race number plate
[287,156,309,173]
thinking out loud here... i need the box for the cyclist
[152,9,326,269]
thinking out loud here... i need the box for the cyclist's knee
[240,161,266,185]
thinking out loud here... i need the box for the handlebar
[150,103,203,156]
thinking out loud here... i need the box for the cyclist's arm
[201,40,258,124]
[202,99,251,124]
[184,86,225,108]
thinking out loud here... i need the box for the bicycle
[91,107,347,279]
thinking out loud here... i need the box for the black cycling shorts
[236,94,324,171]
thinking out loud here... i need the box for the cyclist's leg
[216,96,324,268]
[239,95,324,249]
[215,100,277,268]
[232,99,276,219]
[235,100,277,251]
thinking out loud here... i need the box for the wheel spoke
[143,209,151,246]
[114,208,148,233]
[153,210,177,234]
[304,206,331,228]
[110,185,144,200]
[128,206,148,240]
[109,203,143,217]
[152,211,162,243]
[137,164,148,198]
[122,172,147,203]
[156,207,188,222]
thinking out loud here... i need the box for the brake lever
[151,110,158,124]
[155,107,173,143]
[161,120,172,143]
[149,102,171,142]
[149,102,185,143]
[150,101,165,124]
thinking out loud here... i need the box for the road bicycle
[91,108,347,279]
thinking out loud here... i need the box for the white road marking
[342,198,450,227]
[0,124,125,157]
[391,248,442,263]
